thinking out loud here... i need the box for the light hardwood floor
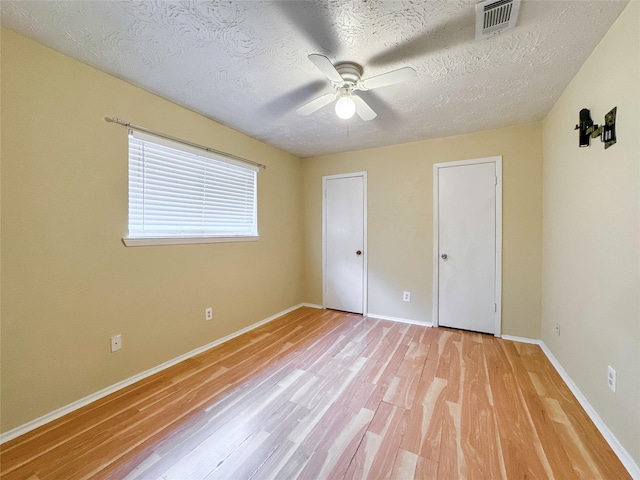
[0,307,630,479]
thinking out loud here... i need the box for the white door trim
[432,156,502,336]
[322,171,368,315]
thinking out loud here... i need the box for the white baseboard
[537,342,640,479]
[0,303,312,445]
[500,334,542,345]
[503,335,639,479]
[366,312,433,327]
[300,303,323,309]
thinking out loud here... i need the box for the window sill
[122,236,259,247]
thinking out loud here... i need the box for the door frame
[322,171,368,315]
[432,156,502,336]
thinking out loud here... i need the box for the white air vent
[475,0,521,40]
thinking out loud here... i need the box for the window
[124,131,258,246]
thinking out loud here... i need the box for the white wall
[542,1,640,467]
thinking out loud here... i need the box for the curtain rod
[104,117,267,170]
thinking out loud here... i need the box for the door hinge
[494,303,497,312]
[494,176,498,186]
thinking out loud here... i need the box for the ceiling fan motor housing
[334,63,362,87]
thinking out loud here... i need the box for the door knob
[441,253,448,260]
[356,250,362,256]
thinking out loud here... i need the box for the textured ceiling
[1,0,628,158]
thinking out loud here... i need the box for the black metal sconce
[575,107,617,149]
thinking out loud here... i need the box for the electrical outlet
[205,307,213,321]
[403,291,411,302]
[554,322,560,336]
[607,366,616,393]
[110,334,122,353]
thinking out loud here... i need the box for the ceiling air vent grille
[475,0,521,40]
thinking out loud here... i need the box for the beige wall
[542,1,640,466]
[0,29,304,433]
[302,123,543,339]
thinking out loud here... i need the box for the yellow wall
[302,123,543,338]
[542,1,640,465]
[0,29,304,432]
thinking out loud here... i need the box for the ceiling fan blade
[296,92,336,116]
[357,67,416,91]
[352,95,377,121]
[368,9,475,67]
[275,3,339,54]
[308,54,344,83]
[259,80,327,118]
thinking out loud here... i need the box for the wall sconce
[575,107,617,149]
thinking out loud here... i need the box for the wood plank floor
[0,307,630,479]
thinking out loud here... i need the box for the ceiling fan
[296,54,416,121]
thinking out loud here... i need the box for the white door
[323,173,366,314]
[434,158,501,335]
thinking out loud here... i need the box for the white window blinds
[127,131,258,240]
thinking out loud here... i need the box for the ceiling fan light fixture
[299,54,412,121]
[335,91,356,119]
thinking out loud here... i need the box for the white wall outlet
[110,334,122,352]
[205,307,213,321]
[607,366,616,393]
[554,322,560,336]
[403,291,411,302]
